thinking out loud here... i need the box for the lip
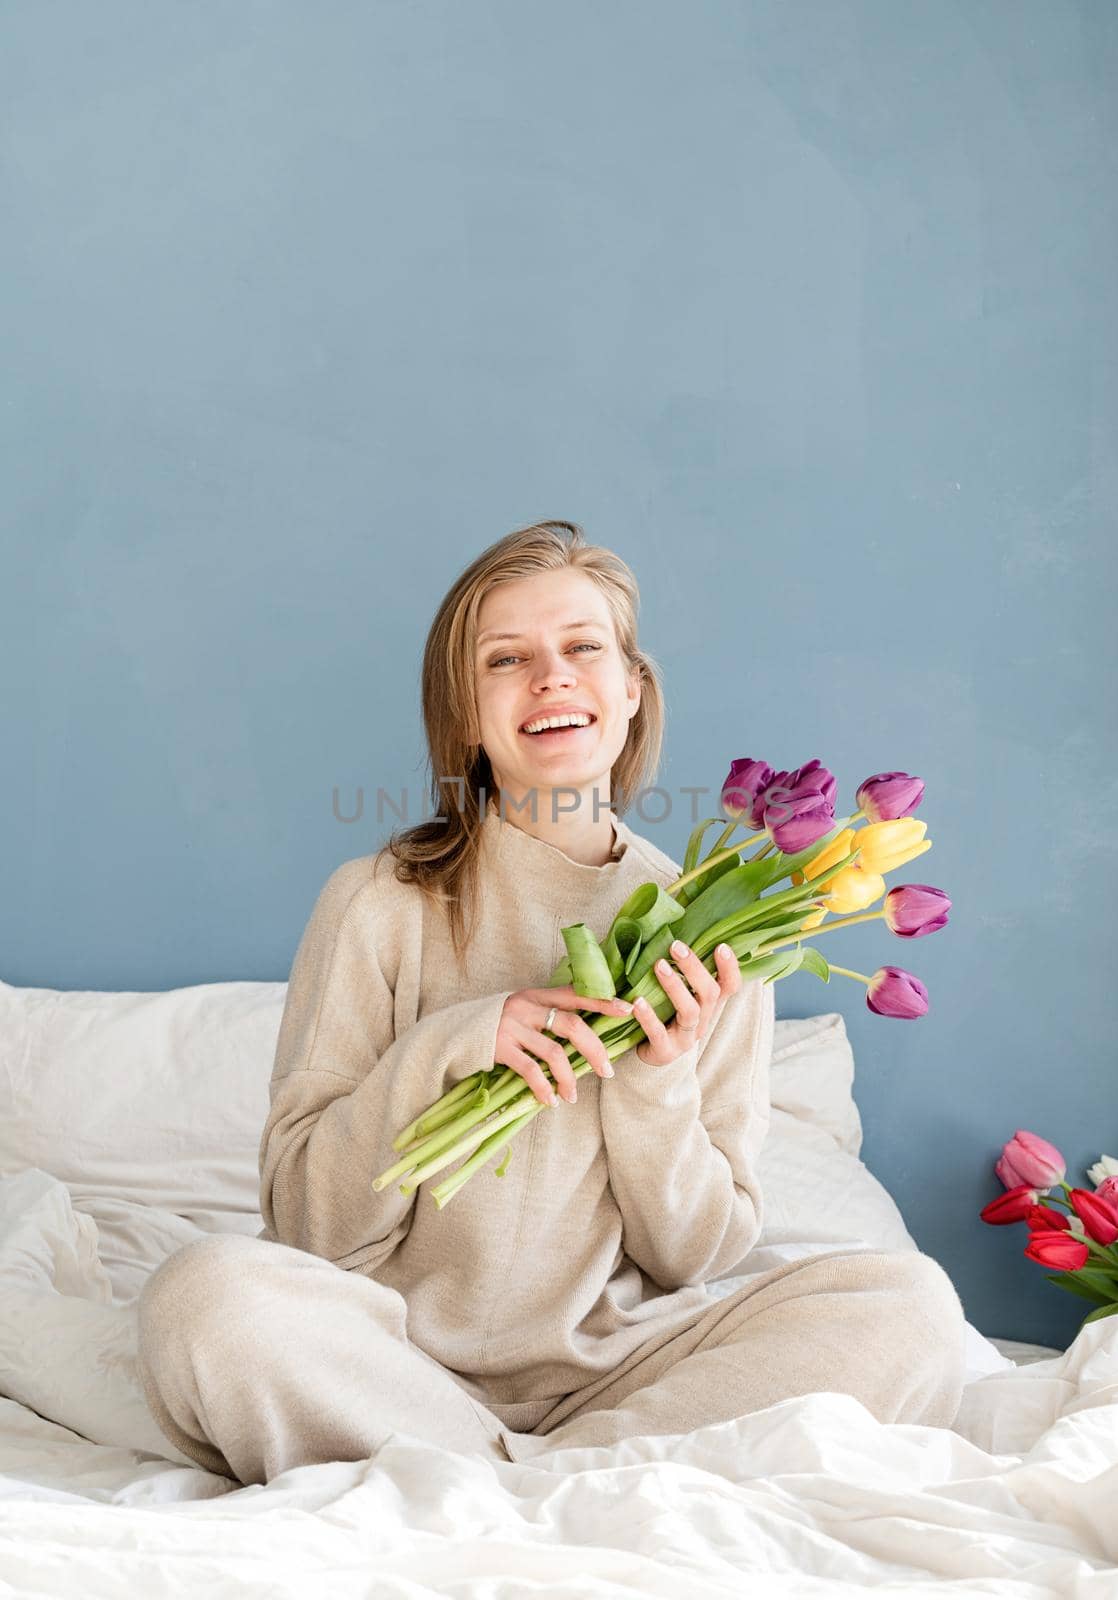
[518,707,598,734]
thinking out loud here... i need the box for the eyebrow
[477,618,607,646]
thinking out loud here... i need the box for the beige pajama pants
[135,1234,968,1485]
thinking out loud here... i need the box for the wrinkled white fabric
[5,1167,1114,1599]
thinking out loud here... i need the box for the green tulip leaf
[1045,1271,1115,1306]
[561,923,616,1000]
[737,946,806,984]
[546,953,573,987]
[669,859,783,949]
[676,850,746,907]
[798,945,831,983]
[624,924,683,989]
[607,880,686,937]
[602,917,643,986]
[683,817,728,876]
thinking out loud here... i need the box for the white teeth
[522,713,594,735]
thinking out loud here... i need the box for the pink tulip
[1070,1188,1118,1246]
[1023,1232,1089,1270]
[865,966,929,1019]
[1096,1176,1118,1210]
[856,772,925,823]
[720,756,838,852]
[720,759,775,829]
[980,1185,1039,1224]
[995,1130,1066,1191]
[762,758,837,853]
[883,884,952,938]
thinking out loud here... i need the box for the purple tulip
[720,759,775,829]
[856,772,925,823]
[883,884,952,937]
[762,758,837,853]
[866,966,929,1018]
[995,1130,1066,1190]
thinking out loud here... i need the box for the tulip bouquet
[981,1132,1118,1327]
[373,759,952,1209]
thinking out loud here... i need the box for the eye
[488,642,602,668]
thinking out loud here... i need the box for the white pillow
[0,976,285,1229]
[756,1010,919,1257]
[769,1011,864,1156]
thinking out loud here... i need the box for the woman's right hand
[494,986,634,1107]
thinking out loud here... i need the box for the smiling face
[474,568,641,818]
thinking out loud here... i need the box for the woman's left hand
[632,940,741,1066]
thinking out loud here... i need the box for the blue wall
[2,2,1114,1351]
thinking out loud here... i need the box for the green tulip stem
[667,836,768,897]
[395,1074,491,1148]
[710,816,761,855]
[762,910,887,951]
[375,1024,648,1198]
[824,964,872,985]
[1076,1237,1118,1272]
[669,811,866,897]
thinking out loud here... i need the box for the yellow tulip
[849,818,932,875]
[794,827,856,883]
[818,866,887,914]
[800,905,828,929]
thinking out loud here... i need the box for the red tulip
[995,1130,1066,1191]
[1025,1203,1071,1232]
[1023,1232,1090,1270]
[1069,1187,1118,1246]
[980,1185,1039,1224]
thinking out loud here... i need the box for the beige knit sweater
[258,803,775,1431]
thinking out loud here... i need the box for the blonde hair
[380,519,666,969]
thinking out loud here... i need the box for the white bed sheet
[1,1167,1114,1597]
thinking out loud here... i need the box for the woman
[136,520,967,1485]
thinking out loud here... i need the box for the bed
[1,977,1114,1596]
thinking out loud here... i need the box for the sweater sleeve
[597,973,775,1292]
[258,862,515,1276]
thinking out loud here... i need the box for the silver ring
[543,1006,557,1033]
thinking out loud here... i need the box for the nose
[530,645,578,695]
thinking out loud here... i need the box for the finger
[688,948,741,1043]
[668,941,721,1005]
[653,958,702,1029]
[560,1014,614,1079]
[714,942,742,993]
[632,994,670,1064]
[680,946,731,1038]
[531,986,634,1018]
[507,1046,561,1108]
[519,1025,579,1103]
